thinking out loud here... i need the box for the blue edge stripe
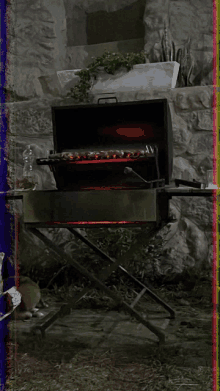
[1,0,16,388]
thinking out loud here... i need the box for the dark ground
[7,276,212,390]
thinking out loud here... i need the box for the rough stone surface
[38,73,63,97]
[196,110,213,131]
[56,70,80,89]
[188,133,213,156]
[66,39,145,69]
[64,0,139,17]
[143,0,213,86]
[171,112,192,156]
[178,197,213,232]
[7,0,67,99]
[157,216,209,277]
[7,0,213,100]
[172,157,199,182]
[174,87,212,111]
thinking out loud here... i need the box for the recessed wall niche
[64,0,146,47]
[86,0,146,45]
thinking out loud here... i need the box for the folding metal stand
[27,223,175,345]
[5,187,213,345]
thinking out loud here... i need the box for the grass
[6,278,212,390]
[7,349,212,391]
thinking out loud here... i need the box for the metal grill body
[18,98,212,344]
[37,99,173,192]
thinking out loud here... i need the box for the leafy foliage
[67,50,147,103]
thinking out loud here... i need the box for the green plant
[67,50,147,103]
[161,22,194,87]
[66,33,194,104]
[149,21,194,87]
[178,37,194,87]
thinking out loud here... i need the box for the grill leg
[68,227,175,319]
[27,227,166,344]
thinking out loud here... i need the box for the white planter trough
[57,70,81,91]
[91,62,180,93]
[56,62,180,94]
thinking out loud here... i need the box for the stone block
[169,1,200,44]
[7,0,67,100]
[172,113,192,155]
[173,157,199,181]
[201,71,213,86]
[66,38,145,70]
[8,102,53,137]
[173,86,212,111]
[188,133,213,155]
[38,73,63,97]
[180,196,213,230]
[66,46,90,70]
[197,156,213,176]
[178,111,197,131]
[56,70,81,95]
[143,0,213,87]
[162,217,208,268]
[204,34,213,50]
[196,110,212,131]
[7,67,44,99]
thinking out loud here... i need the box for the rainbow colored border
[213,0,219,389]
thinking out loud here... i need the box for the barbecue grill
[37,98,172,192]
[6,97,212,344]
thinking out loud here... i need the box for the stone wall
[66,39,145,70]
[6,85,213,282]
[63,0,146,46]
[143,0,213,86]
[7,0,213,100]
[7,0,67,99]
[63,0,213,86]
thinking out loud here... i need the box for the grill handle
[124,167,150,183]
[124,167,164,187]
[98,96,118,104]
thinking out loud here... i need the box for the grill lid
[50,99,173,185]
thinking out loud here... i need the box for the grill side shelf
[162,187,213,197]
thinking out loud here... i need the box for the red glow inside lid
[100,124,154,140]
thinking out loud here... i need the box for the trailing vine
[67,50,147,103]
[66,28,194,104]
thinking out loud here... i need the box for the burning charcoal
[115,150,124,158]
[87,152,97,160]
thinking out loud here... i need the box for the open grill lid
[36,99,173,190]
[50,99,173,185]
